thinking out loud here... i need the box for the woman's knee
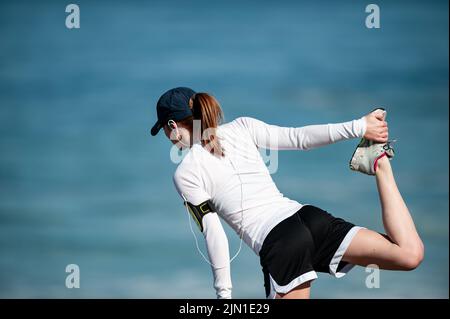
[398,243,425,270]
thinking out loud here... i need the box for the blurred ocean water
[0,0,448,298]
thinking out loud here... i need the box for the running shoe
[349,108,395,175]
[349,139,395,175]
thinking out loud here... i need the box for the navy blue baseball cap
[150,87,196,136]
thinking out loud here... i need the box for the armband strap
[184,200,214,232]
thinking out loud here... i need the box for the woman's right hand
[363,109,389,143]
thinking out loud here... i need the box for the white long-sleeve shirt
[172,116,366,299]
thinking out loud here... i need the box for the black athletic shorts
[259,205,364,298]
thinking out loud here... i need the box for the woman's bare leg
[276,281,311,299]
[277,156,423,299]
[343,155,424,270]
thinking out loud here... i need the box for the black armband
[185,200,214,232]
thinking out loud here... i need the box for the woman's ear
[167,119,177,130]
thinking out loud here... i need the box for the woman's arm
[173,167,232,299]
[238,110,388,151]
[237,116,367,150]
[202,213,233,299]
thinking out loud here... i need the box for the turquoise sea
[0,0,448,298]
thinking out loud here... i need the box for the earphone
[168,119,179,137]
[168,119,191,148]
[170,117,244,267]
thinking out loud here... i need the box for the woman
[150,87,424,299]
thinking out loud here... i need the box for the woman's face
[163,122,191,149]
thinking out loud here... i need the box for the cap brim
[150,121,162,136]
